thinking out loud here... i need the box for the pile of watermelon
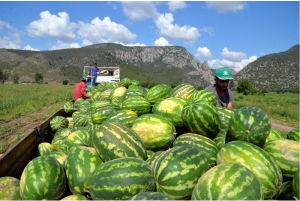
[1,78,299,200]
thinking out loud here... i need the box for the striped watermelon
[87,157,155,200]
[64,101,75,114]
[38,142,58,155]
[228,106,271,146]
[51,135,69,154]
[93,121,147,162]
[130,79,141,87]
[128,192,175,200]
[66,117,74,128]
[50,116,69,132]
[146,84,172,104]
[216,141,282,199]
[123,87,147,99]
[73,113,90,127]
[274,181,294,200]
[213,129,230,149]
[55,128,71,137]
[105,109,138,127]
[99,89,112,99]
[91,91,102,100]
[191,89,217,106]
[91,104,120,124]
[89,99,111,110]
[146,150,164,166]
[64,146,103,195]
[167,83,196,100]
[151,145,209,200]
[61,194,90,200]
[216,107,234,130]
[109,86,127,100]
[0,176,22,200]
[120,77,131,88]
[292,168,300,199]
[122,96,151,116]
[111,96,124,107]
[152,97,188,127]
[191,163,264,200]
[265,128,283,142]
[20,156,66,200]
[263,139,299,178]
[48,151,68,166]
[131,114,176,151]
[172,133,219,167]
[182,100,221,139]
[67,127,92,149]
[287,128,299,141]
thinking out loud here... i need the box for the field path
[270,120,297,132]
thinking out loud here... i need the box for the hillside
[0,43,298,91]
[235,44,299,91]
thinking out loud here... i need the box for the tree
[236,78,256,95]
[62,80,69,85]
[11,72,19,84]
[0,69,10,83]
[35,73,43,83]
[229,80,234,90]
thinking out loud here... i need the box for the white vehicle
[83,66,120,84]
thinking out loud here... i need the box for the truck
[83,66,120,85]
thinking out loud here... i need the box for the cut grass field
[0,83,298,154]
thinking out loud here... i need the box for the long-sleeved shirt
[73,81,89,101]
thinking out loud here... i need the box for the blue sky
[0,1,299,72]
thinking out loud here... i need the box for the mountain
[0,43,298,91]
[0,43,214,87]
[234,44,299,91]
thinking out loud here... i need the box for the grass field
[0,83,298,154]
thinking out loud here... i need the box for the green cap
[214,67,233,80]
[81,77,87,81]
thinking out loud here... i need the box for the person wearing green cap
[205,67,234,109]
[72,77,90,101]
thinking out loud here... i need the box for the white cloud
[222,47,247,62]
[26,11,77,41]
[77,17,137,45]
[154,37,172,46]
[207,56,257,72]
[0,22,23,49]
[51,40,81,50]
[0,36,21,49]
[206,2,247,13]
[195,47,212,59]
[155,13,200,44]
[117,42,147,47]
[199,27,215,36]
[121,1,159,21]
[168,1,187,11]
[23,45,39,51]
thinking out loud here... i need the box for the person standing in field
[73,77,90,101]
[205,67,234,109]
[90,63,99,86]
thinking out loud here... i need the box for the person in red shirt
[72,77,90,101]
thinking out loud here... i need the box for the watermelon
[152,97,188,127]
[87,157,155,200]
[64,101,75,114]
[74,98,85,108]
[51,135,69,154]
[172,133,219,167]
[167,83,196,100]
[120,77,131,88]
[48,151,68,166]
[292,168,300,199]
[20,156,66,200]
[216,141,282,199]
[93,121,147,162]
[191,163,264,200]
[213,128,230,149]
[109,86,127,100]
[38,142,57,156]
[216,107,234,129]
[146,150,164,166]
[228,106,271,146]
[191,89,217,106]
[91,103,120,124]
[182,100,221,139]
[50,116,69,132]
[67,127,92,149]
[105,109,138,127]
[265,128,283,142]
[111,96,124,107]
[64,146,103,195]
[122,96,151,116]
[131,114,176,151]
[130,79,141,86]
[89,99,111,110]
[151,145,209,200]
[73,113,90,127]
[91,91,102,100]
[99,89,112,99]
[274,181,294,200]
[287,128,299,141]
[55,128,71,137]
[61,194,90,200]
[0,176,22,200]
[263,139,299,178]
[66,117,74,128]
[123,87,147,99]
[128,192,175,200]
[146,84,172,104]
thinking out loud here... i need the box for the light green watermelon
[0,176,22,200]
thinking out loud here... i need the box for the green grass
[233,91,299,127]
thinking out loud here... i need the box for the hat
[81,77,87,81]
[214,67,233,80]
